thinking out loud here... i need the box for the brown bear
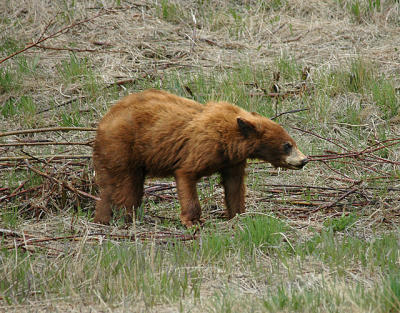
[93,89,308,227]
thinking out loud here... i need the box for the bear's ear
[237,117,257,138]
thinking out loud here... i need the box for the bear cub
[93,89,308,227]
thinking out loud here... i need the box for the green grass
[1,96,36,118]
[323,213,358,232]
[0,68,18,94]
[157,0,186,24]
[1,217,399,312]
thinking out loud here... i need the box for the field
[1,0,400,312]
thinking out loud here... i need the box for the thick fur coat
[93,89,308,226]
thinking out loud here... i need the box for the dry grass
[1,0,400,312]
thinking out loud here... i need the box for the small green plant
[343,0,383,23]
[0,68,18,94]
[347,58,375,93]
[323,213,358,232]
[60,0,76,23]
[60,111,82,127]
[276,55,302,80]
[1,207,22,228]
[235,215,288,251]
[16,55,40,74]
[0,37,22,54]
[371,78,399,119]
[259,0,286,11]
[157,0,185,24]
[350,1,362,21]
[58,54,91,84]
[382,274,400,312]
[1,96,36,117]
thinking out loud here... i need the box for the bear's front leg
[174,170,202,227]
[220,161,246,219]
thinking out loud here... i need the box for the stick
[0,155,92,162]
[0,228,24,238]
[9,231,197,247]
[36,45,127,54]
[0,186,42,202]
[271,108,309,120]
[37,96,86,114]
[0,127,97,138]
[0,10,108,65]
[292,127,349,151]
[282,30,309,43]
[311,187,359,212]
[0,141,92,147]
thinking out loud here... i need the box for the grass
[1,216,399,312]
[1,0,400,312]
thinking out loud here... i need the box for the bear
[93,89,308,227]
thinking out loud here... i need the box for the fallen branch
[0,228,24,238]
[0,186,43,202]
[37,96,86,114]
[311,186,359,212]
[0,127,97,138]
[0,141,92,147]
[5,231,198,250]
[0,155,91,162]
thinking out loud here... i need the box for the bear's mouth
[276,158,309,170]
[286,163,305,170]
[284,158,309,170]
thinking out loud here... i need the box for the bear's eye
[283,142,292,154]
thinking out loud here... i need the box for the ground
[0,1,400,312]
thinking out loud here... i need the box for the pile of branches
[260,128,400,220]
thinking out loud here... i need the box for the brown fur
[93,89,307,227]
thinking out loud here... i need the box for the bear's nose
[300,158,309,167]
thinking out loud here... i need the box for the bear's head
[237,115,308,170]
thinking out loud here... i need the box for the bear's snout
[299,157,309,168]
[285,147,308,170]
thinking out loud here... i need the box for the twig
[8,231,197,248]
[0,228,24,238]
[24,160,99,201]
[282,30,309,43]
[0,155,91,162]
[0,10,108,65]
[0,127,97,138]
[37,96,86,114]
[271,108,308,120]
[36,45,127,54]
[292,127,349,152]
[0,141,92,147]
[37,13,58,42]
[311,186,359,212]
[0,186,42,202]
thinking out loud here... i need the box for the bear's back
[99,89,203,132]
